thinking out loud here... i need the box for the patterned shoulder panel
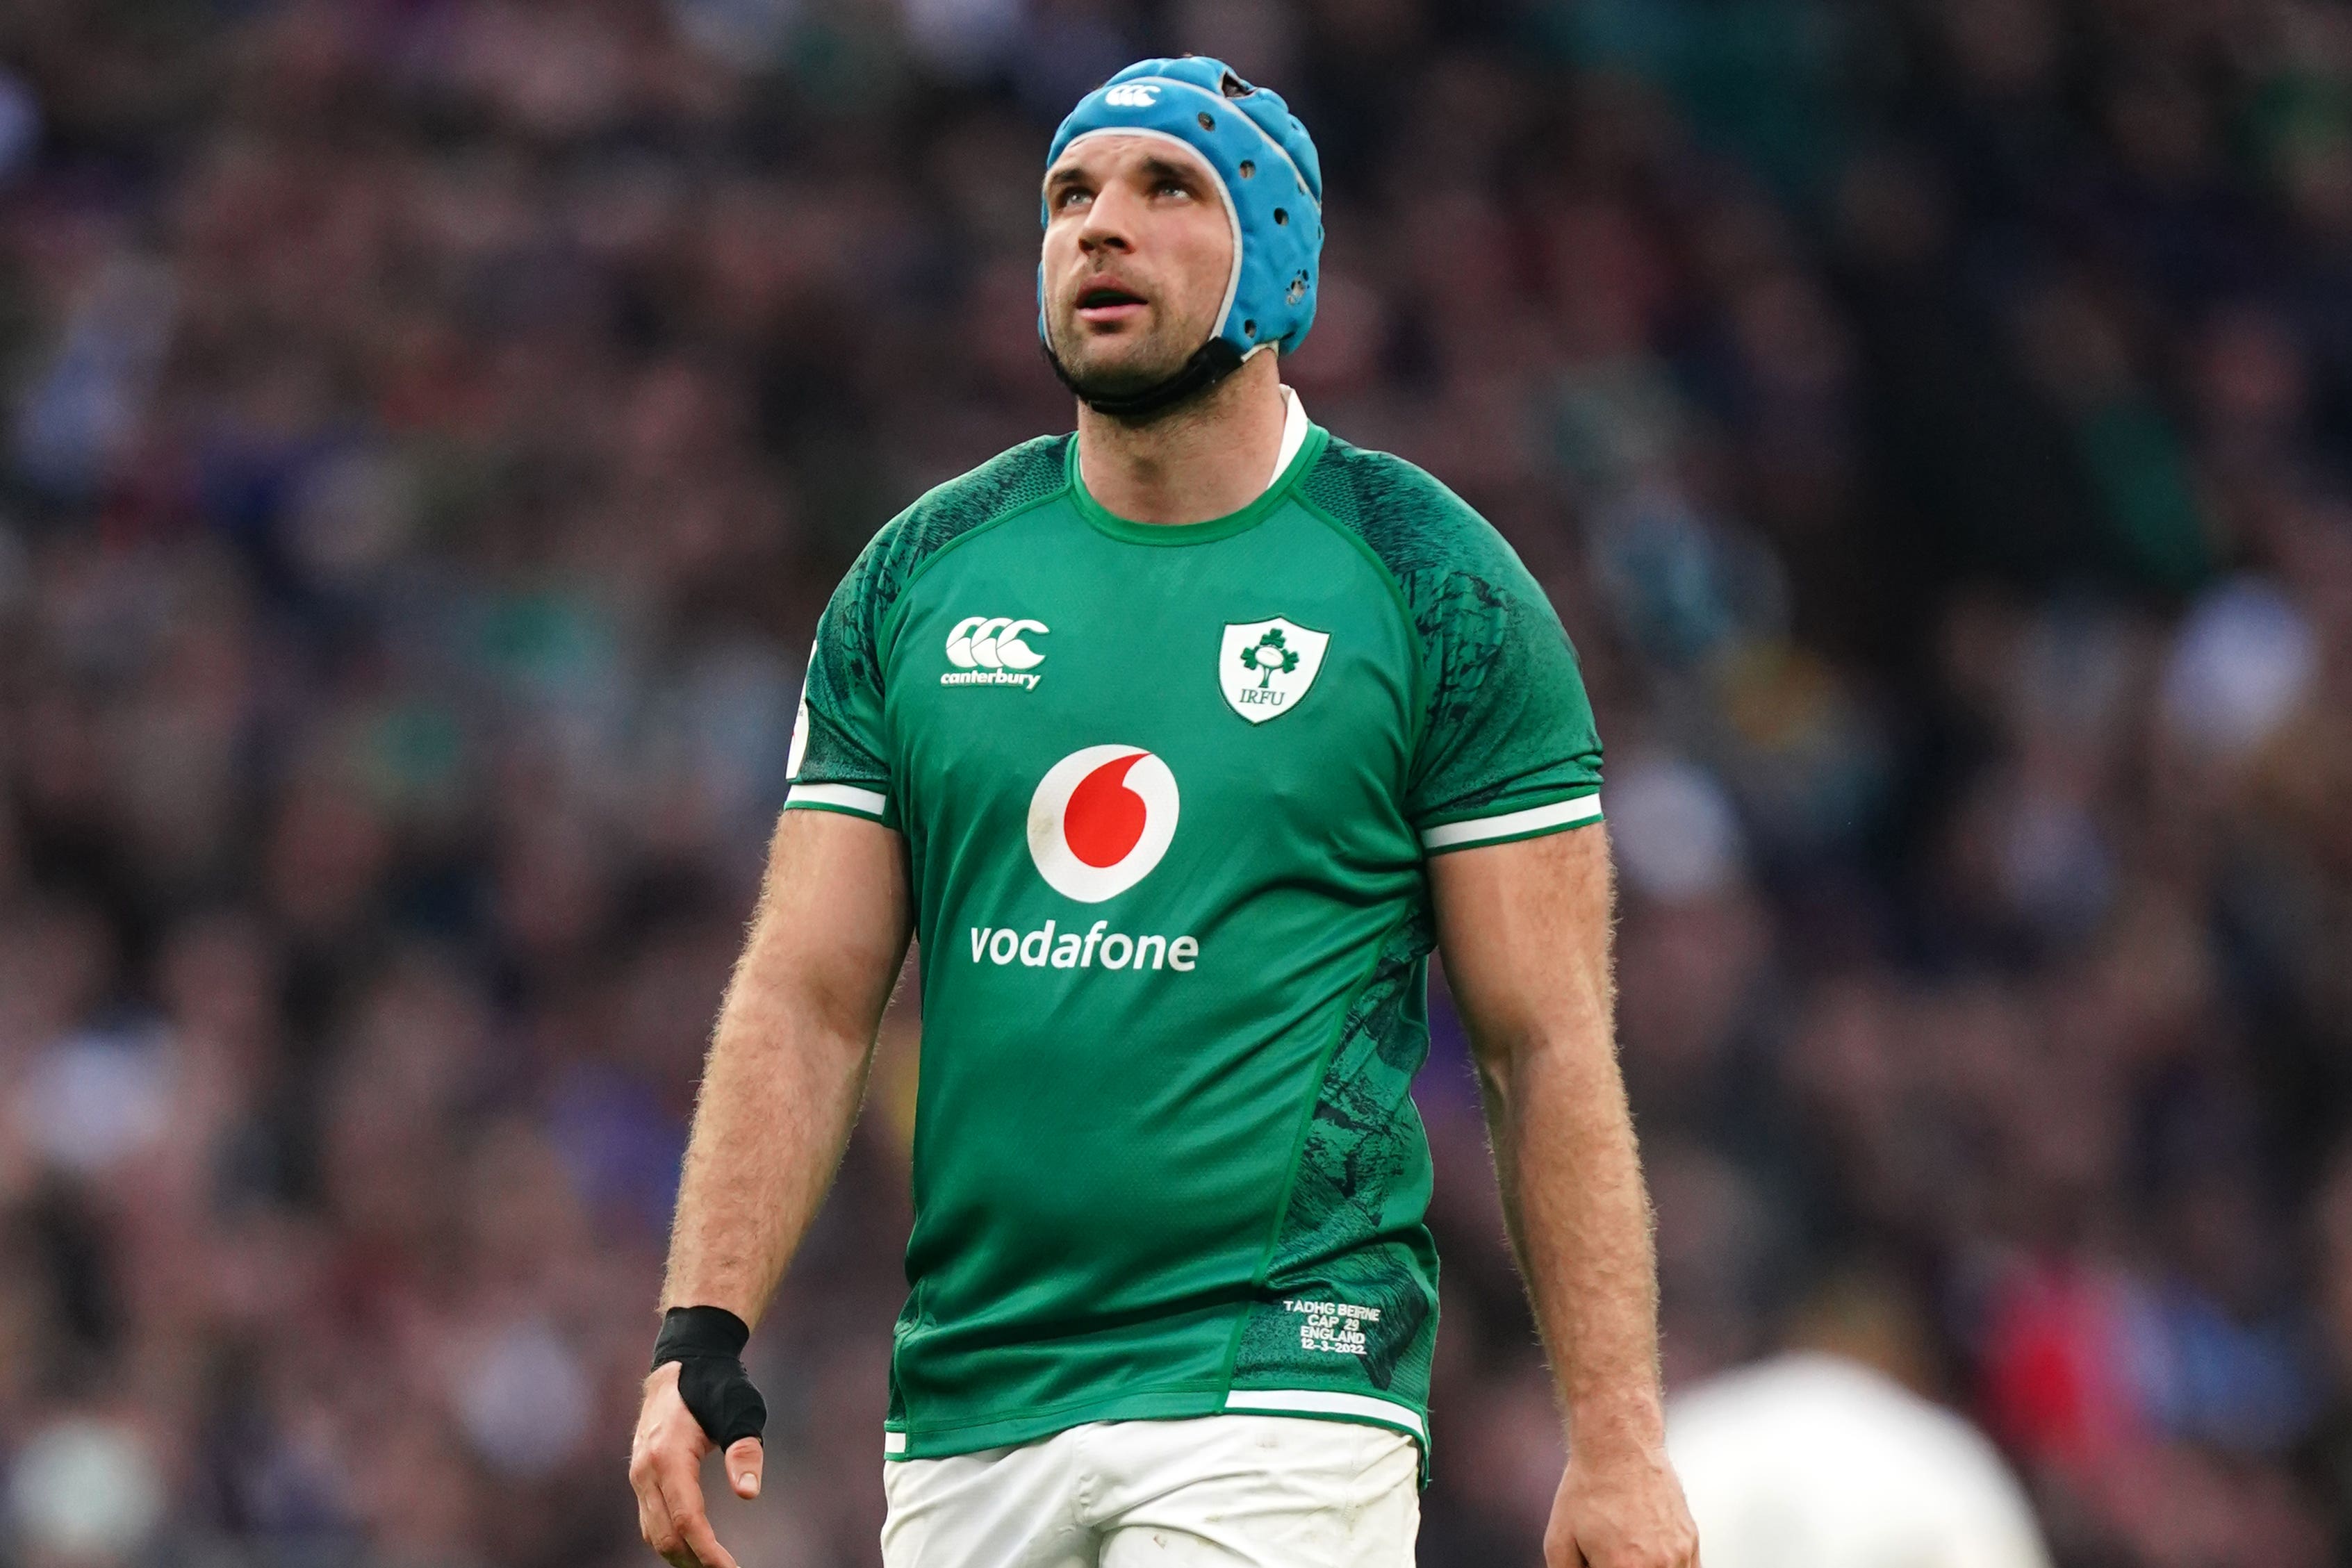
[793,436,1070,793]
[871,434,1071,628]
[1296,436,1546,754]
[1296,434,1498,581]
[830,435,1072,680]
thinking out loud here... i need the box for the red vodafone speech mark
[1027,745,1179,902]
[1063,752,1149,868]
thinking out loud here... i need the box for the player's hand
[628,1361,764,1568]
[1543,1435,1700,1568]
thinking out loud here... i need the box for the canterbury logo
[1103,84,1160,108]
[942,616,1048,689]
[947,616,1047,670]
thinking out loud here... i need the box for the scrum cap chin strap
[1042,336,1247,421]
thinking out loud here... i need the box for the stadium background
[2,0,2351,1563]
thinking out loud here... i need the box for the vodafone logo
[1027,745,1180,903]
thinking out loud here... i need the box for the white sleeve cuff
[784,782,889,818]
[1419,793,1602,851]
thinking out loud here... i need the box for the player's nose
[1076,189,1139,253]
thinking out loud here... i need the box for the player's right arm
[629,807,912,1568]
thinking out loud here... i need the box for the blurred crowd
[3,0,2352,1564]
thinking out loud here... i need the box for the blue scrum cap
[1041,56,1324,363]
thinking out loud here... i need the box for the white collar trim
[1272,385,1308,486]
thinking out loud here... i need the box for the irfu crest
[1240,627,1299,686]
[1218,616,1331,724]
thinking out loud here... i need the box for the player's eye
[1057,186,1092,210]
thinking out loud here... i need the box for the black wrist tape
[652,1305,766,1449]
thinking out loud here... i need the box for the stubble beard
[1045,306,1203,405]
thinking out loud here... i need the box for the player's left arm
[1431,823,1700,1568]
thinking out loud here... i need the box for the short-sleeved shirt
[786,395,1603,1474]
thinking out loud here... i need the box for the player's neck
[1074,353,1288,525]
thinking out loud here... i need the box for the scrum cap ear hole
[1221,71,1253,97]
[1198,112,1215,131]
[1239,160,1256,178]
[1244,320,1256,336]
[1273,208,1288,224]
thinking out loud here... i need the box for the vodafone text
[967,920,1199,972]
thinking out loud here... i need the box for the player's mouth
[1074,281,1149,327]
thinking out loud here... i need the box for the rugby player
[628,56,1699,1568]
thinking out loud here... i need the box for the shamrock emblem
[1219,618,1331,725]
[1240,627,1301,688]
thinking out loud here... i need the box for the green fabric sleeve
[1404,541,1604,849]
[788,540,895,808]
[783,435,1074,829]
[1294,437,1603,852]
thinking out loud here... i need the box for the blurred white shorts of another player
[1669,1352,2053,1568]
[880,1413,1418,1568]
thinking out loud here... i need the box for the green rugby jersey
[784,393,1604,1469]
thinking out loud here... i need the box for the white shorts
[880,1414,1420,1568]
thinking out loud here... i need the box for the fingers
[634,1364,720,1565]
[628,1449,674,1562]
[1544,1478,1697,1568]
[631,1366,760,1567]
[636,1485,699,1568]
[655,1466,739,1568]
[630,1454,698,1568]
[725,1435,764,1499]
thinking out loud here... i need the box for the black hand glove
[651,1305,768,1449]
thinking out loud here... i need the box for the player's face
[1040,136,1234,400]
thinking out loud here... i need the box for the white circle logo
[1026,745,1180,903]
